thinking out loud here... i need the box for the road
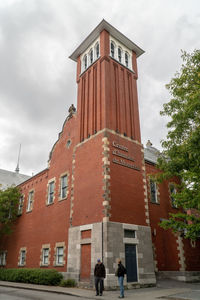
[0,286,84,300]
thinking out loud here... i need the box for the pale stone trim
[141,148,150,225]
[0,250,7,266]
[70,151,76,225]
[152,244,158,272]
[80,238,91,244]
[123,237,139,244]
[26,189,35,212]
[53,242,66,267]
[147,175,160,204]
[46,177,56,206]
[75,128,143,150]
[102,136,111,221]
[40,244,51,267]
[18,194,24,215]
[58,171,69,201]
[123,223,138,230]
[176,235,186,271]
[80,224,93,231]
[18,247,27,266]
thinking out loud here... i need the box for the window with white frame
[18,195,24,215]
[56,247,64,265]
[19,249,26,266]
[81,40,100,73]
[110,37,132,71]
[169,184,177,208]
[125,52,129,68]
[118,47,122,63]
[150,179,158,203]
[84,54,87,70]
[60,174,68,199]
[89,49,93,65]
[95,42,100,59]
[48,181,55,204]
[42,248,49,265]
[0,251,6,266]
[27,191,34,212]
[111,41,115,58]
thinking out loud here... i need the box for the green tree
[0,186,21,237]
[157,49,200,241]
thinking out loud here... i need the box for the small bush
[59,279,76,287]
[0,268,63,286]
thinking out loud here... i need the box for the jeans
[95,277,104,295]
[118,276,124,297]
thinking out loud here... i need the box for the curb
[0,281,95,299]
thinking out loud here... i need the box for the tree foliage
[157,50,200,241]
[0,186,21,237]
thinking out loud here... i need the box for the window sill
[58,196,68,202]
[80,57,100,76]
[18,264,26,267]
[46,202,54,206]
[150,201,160,205]
[109,55,134,73]
[54,264,64,267]
[40,264,49,268]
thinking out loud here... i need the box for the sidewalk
[0,279,200,300]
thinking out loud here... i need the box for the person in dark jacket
[94,259,106,296]
[116,259,126,298]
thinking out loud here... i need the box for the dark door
[125,244,138,282]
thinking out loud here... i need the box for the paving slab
[0,280,199,300]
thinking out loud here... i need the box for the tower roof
[69,19,144,62]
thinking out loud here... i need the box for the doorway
[125,244,138,282]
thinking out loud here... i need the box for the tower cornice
[69,19,144,62]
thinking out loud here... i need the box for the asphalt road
[0,286,83,300]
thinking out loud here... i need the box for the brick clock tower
[67,20,156,287]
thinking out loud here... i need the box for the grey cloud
[0,0,200,174]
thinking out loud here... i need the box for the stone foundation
[66,221,156,288]
[157,271,200,282]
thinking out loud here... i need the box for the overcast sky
[0,0,200,175]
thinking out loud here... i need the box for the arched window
[95,42,100,59]
[125,52,129,68]
[118,47,122,63]
[84,55,87,70]
[111,41,115,58]
[89,49,93,65]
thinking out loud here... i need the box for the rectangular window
[20,250,26,266]
[0,251,6,266]
[18,196,24,215]
[124,229,135,238]
[61,175,68,199]
[170,184,177,208]
[27,191,34,212]
[42,248,49,265]
[56,247,63,265]
[150,179,158,203]
[48,181,55,204]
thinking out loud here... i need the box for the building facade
[0,20,200,287]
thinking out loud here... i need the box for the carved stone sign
[112,141,140,171]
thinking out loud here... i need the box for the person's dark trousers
[95,277,104,295]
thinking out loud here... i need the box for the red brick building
[0,20,200,287]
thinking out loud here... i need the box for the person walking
[94,259,106,296]
[116,259,126,298]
